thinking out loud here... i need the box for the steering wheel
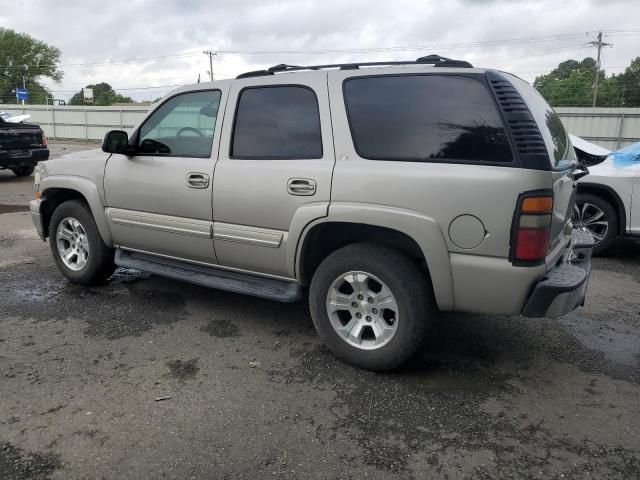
[177,127,204,137]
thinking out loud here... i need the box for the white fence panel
[554,107,640,150]
[0,104,150,141]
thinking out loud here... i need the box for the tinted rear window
[343,75,512,163]
[231,86,322,159]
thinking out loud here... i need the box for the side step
[114,249,303,303]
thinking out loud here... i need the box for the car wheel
[49,200,115,285]
[573,193,618,256]
[309,242,436,371]
[11,166,35,177]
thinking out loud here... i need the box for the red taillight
[512,194,553,262]
[42,134,48,147]
[515,228,550,261]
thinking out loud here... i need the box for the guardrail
[2,104,639,150]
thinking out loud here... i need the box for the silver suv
[30,55,593,370]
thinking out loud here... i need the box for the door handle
[287,178,316,196]
[187,172,210,189]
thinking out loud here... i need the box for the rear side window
[506,74,574,166]
[231,86,322,159]
[343,75,512,163]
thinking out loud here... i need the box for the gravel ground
[0,143,639,479]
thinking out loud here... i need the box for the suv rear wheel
[49,200,115,285]
[309,243,436,371]
[573,193,618,256]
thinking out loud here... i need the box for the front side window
[138,90,221,157]
[231,86,322,159]
[343,75,513,163]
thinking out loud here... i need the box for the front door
[213,74,335,278]
[104,88,225,264]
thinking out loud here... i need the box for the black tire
[49,200,115,285]
[574,193,618,256]
[309,243,437,371]
[11,166,35,177]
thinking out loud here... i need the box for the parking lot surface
[1,142,639,479]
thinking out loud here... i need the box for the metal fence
[2,104,639,151]
[554,107,640,151]
[0,104,150,141]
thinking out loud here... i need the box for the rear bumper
[0,148,49,169]
[30,198,46,241]
[521,230,594,318]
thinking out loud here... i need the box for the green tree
[68,82,133,106]
[534,56,639,107]
[616,57,640,107]
[0,28,62,104]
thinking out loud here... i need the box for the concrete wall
[2,104,640,151]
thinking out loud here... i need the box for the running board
[114,249,303,303]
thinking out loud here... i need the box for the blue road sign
[16,88,29,101]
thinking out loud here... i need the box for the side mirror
[102,130,131,154]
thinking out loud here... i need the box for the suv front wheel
[49,200,115,285]
[309,243,436,371]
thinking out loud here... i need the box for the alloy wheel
[573,202,609,243]
[56,217,90,271]
[326,271,399,350]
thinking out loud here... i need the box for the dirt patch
[166,358,200,380]
[268,311,640,478]
[0,442,61,480]
[201,319,241,338]
[0,268,187,339]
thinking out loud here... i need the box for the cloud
[2,0,639,101]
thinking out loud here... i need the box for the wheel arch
[294,205,455,311]
[577,182,627,236]
[40,176,113,246]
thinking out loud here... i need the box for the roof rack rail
[236,54,472,79]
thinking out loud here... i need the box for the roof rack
[236,54,473,79]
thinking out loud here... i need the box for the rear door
[212,73,334,278]
[104,87,225,264]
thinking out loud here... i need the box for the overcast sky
[2,0,639,101]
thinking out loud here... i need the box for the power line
[1,29,638,74]
[214,30,640,55]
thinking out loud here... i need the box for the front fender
[294,202,455,311]
[41,175,113,246]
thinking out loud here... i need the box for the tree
[68,82,133,106]
[615,57,640,107]
[0,28,62,104]
[534,56,639,107]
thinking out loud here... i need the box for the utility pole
[588,31,613,107]
[203,50,216,81]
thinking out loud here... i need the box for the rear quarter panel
[327,68,553,313]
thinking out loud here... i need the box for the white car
[572,135,640,255]
[0,111,31,123]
